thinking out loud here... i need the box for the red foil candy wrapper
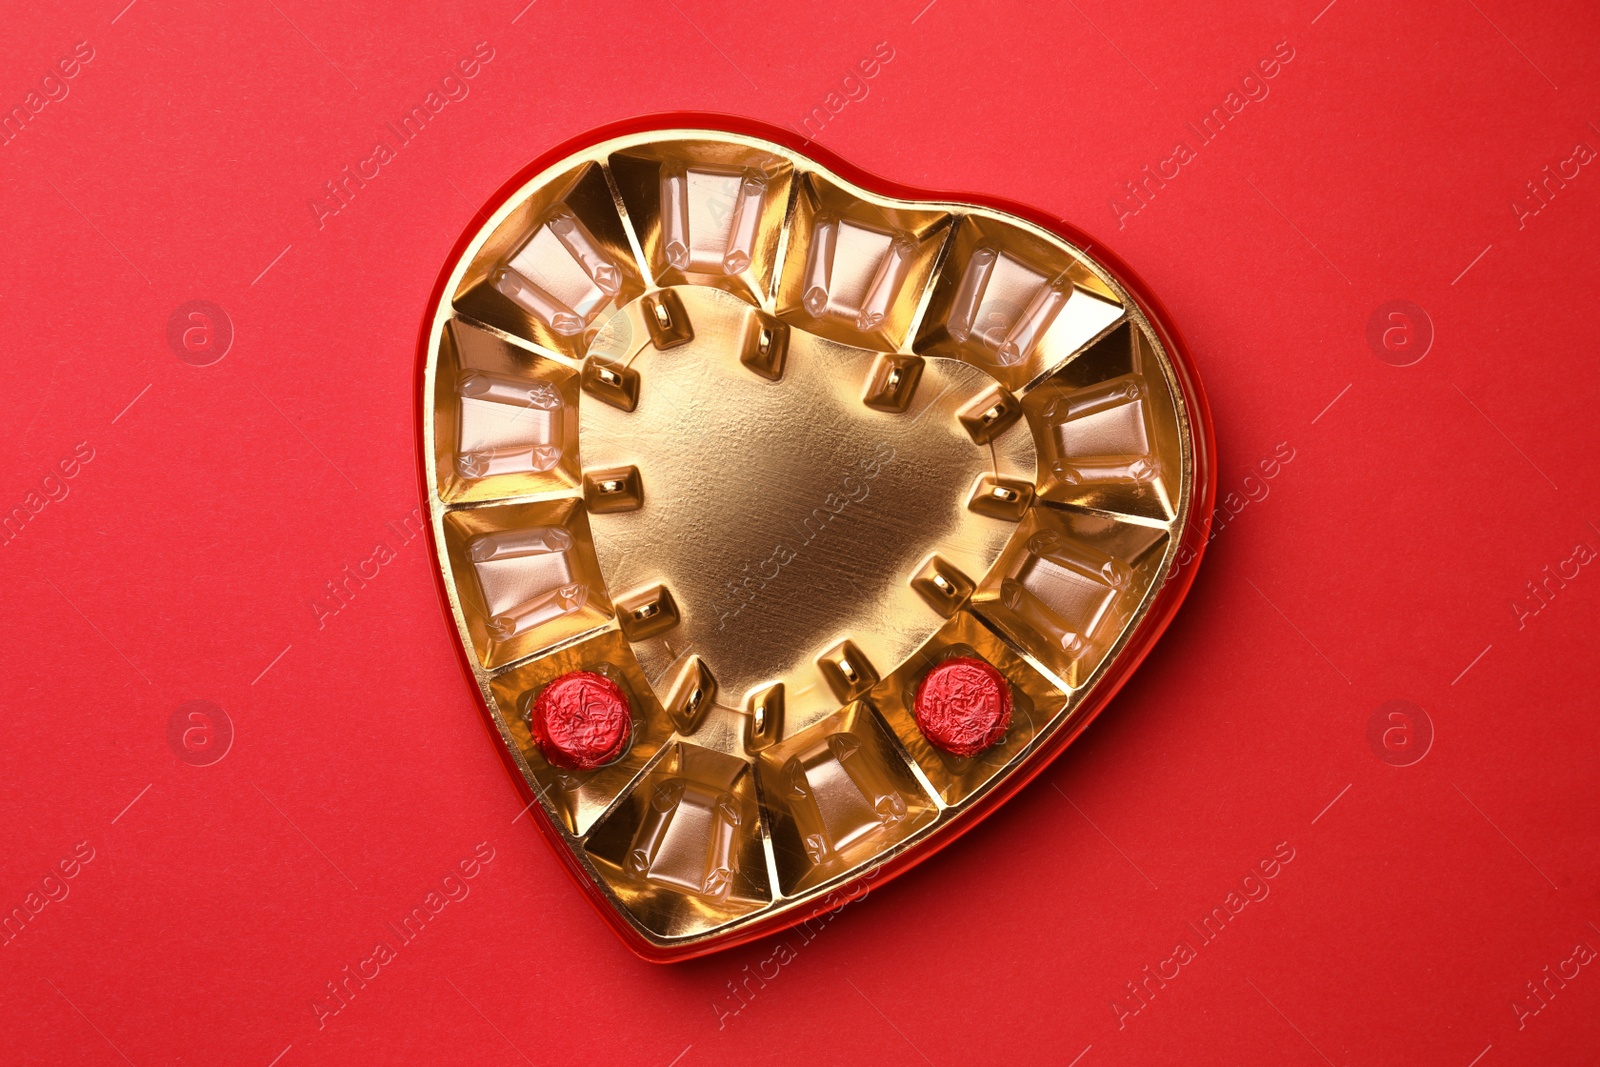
[531,670,632,769]
[913,657,1013,757]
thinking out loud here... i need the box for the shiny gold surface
[421,130,1196,955]
[579,284,1036,735]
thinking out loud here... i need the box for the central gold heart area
[580,286,1037,740]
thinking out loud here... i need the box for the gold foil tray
[419,126,1212,961]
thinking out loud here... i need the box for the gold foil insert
[422,129,1197,957]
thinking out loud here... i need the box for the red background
[3,1,1597,1064]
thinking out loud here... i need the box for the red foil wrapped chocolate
[531,670,632,769]
[913,657,1013,757]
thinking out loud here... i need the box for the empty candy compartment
[431,317,581,504]
[451,162,644,357]
[1022,321,1184,522]
[972,507,1170,688]
[776,173,948,351]
[495,211,618,336]
[458,371,564,477]
[755,700,938,895]
[487,630,669,835]
[870,610,1069,805]
[914,215,1124,392]
[608,141,794,305]
[439,497,613,669]
[584,743,771,938]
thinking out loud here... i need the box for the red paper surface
[3,1,1598,1063]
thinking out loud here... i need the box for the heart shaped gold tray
[418,124,1212,961]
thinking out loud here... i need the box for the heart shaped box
[416,117,1215,962]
